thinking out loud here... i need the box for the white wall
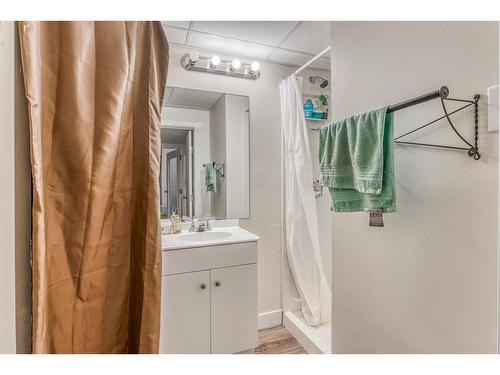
[162,106,211,217]
[0,20,17,354]
[330,21,499,353]
[0,21,33,354]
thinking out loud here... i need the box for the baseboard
[258,309,283,330]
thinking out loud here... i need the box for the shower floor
[283,310,332,354]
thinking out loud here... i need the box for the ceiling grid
[162,21,331,70]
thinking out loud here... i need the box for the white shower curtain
[280,74,331,326]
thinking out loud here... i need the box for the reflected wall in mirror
[161,87,250,220]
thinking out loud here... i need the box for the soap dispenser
[170,209,182,234]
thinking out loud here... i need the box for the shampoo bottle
[304,99,314,119]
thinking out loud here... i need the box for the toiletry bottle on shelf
[304,99,313,119]
[170,209,182,233]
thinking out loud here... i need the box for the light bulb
[211,55,221,67]
[231,59,241,70]
[250,61,260,72]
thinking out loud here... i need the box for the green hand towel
[204,163,217,193]
[319,106,395,213]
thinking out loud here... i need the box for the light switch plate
[487,85,499,133]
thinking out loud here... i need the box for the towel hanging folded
[203,163,217,193]
[319,106,396,213]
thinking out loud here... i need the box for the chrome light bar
[181,53,261,80]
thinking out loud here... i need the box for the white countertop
[162,223,259,251]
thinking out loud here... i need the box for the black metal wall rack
[390,86,480,160]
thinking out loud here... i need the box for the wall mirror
[160,86,250,220]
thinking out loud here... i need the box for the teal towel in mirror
[204,163,217,193]
[319,106,395,212]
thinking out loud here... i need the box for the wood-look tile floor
[250,326,307,354]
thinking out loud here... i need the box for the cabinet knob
[200,284,206,290]
[215,281,221,287]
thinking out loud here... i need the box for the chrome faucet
[182,216,199,232]
[182,215,215,232]
[203,216,215,231]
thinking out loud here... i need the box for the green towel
[319,106,395,213]
[204,163,217,192]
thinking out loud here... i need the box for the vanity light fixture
[181,52,261,80]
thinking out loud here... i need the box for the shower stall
[280,47,333,353]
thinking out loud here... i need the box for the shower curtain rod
[294,46,331,75]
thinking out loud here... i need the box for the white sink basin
[176,231,232,242]
[161,221,260,251]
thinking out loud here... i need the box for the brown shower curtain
[18,21,169,353]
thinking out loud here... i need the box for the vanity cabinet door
[160,270,211,354]
[210,264,257,354]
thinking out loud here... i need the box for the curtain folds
[280,75,331,326]
[18,21,169,353]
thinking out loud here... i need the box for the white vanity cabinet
[210,264,257,353]
[160,270,211,354]
[159,240,258,354]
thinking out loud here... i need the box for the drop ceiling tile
[162,21,190,29]
[267,48,313,67]
[190,21,298,46]
[309,57,331,70]
[163,26,188,44]
[187,32,274,60]
[280,21,330,55]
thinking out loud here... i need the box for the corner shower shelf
[303,92,329,124]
